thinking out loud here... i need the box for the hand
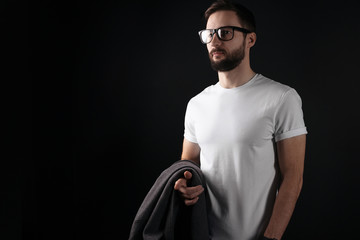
[174,171,204,206]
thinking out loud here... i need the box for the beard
[209,42,245,72]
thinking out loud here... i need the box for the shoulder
[187,84,218,106]
[253,74,299,102]
[254,74,292,93]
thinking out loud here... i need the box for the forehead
[206,10,242,29]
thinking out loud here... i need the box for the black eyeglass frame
[198,26,252,44]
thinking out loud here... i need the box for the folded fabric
[129,160,210,240]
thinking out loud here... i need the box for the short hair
[204,0,256,33]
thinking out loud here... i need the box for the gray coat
[129,160,210,240]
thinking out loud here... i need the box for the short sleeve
[184,100,198,143]
[274,89,307,142]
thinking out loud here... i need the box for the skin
[174,10,306,240]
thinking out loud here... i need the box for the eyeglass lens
[200,27,234,44]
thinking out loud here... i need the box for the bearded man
[174,1,308,240]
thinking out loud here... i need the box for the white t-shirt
[184,74,307,240]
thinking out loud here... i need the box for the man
[174,0,307,240]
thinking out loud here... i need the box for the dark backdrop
[8,0,360,239]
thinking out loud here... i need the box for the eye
[219,28,232,39]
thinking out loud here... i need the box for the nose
[210,32,222,46]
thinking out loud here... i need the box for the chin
[213,57,224,61]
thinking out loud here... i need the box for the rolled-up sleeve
[274,88,307,142]
[184,100,198,143]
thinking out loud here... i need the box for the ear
[247,32,257,48]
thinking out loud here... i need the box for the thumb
[184,171,192,180]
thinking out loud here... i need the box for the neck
[217,59,256,89]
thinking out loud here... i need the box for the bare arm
[174,138,203,205]
[264,134,306,239]
[181,138,201,165]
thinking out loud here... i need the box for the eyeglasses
[198,26,251,44]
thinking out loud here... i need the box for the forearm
[264,176,302,239]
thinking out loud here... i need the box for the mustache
[210,48,226,55]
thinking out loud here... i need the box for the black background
[6,0,360,239]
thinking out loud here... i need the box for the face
[206,10,248,72]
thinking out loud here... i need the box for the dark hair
[204,0,256,33]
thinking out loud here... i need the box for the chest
[192,93,275,146]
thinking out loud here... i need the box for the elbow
[297,176,303,198]
[281,173,303,199]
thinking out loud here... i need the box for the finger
[174,178,187,190]
[185,197,199,206]
[179,185,204,199]
[184,171,192,180]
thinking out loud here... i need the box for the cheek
[206,45,211,53]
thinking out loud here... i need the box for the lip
[212,51,225,56]
[213,51,224,55]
